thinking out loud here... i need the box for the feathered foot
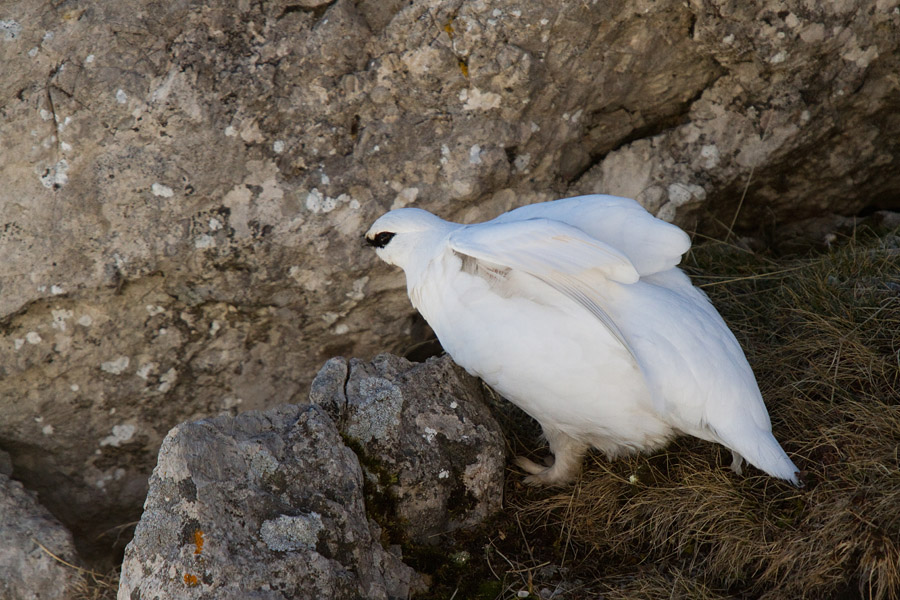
[515,429,588,486]
[730,450,744,476]
[514,455,550,475]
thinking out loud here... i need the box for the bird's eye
[368,231,396,248]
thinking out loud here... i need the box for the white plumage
[365,194,800,486]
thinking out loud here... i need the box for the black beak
[364,235,377,247]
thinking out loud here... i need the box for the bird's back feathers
[491,195,691,276]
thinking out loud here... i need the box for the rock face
[119,354,504,599]
[0,275,313,561]
[311,354,506,544]
[1,0,898,563]
[0,474,84,600]
[572,1,900,228]
[118,404,419,600]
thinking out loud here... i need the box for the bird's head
[365,208,454,271]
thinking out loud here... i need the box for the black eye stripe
[369,231,396,248]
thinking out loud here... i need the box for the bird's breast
[409,257,660,441]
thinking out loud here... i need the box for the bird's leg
[730,450,745,476]
[514,455,548,475]
[514,452,555,475]
[516,428,588,486]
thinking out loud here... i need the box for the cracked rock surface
[1,0,898,565]
[119,355,502,599]
[312,354,505,544]
[118,403,419,600]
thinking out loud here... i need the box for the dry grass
[508,226,900,599]
[32,539,119,600]
[71,569,120,600]
[600,565,737,600]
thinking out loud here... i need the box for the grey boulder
[0,473,84,600]
[118,404,419,600]
[119,353,509,598]
[312,354,506,543]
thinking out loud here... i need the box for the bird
[365,194,801,486]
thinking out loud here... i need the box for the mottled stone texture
[119,354,502,599]
[0,0,898,563]
[0,474,84,600]
[311,354,505,543]
[118,404,419,600]
[573,1,900,227]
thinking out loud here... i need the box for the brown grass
[600,565,737,600]
[509,226,900,599]
[32,539,119,600]
[71,569,119,600]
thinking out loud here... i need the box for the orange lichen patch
[443,22,454,37]
[459,61,469,78]
[184,573,199,587]
[193,529,204,555]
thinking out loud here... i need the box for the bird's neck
[401,228,459,312]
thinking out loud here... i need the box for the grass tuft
[32,538,119,600]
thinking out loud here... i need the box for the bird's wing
[491,195,691,276]
[448,218,640,360]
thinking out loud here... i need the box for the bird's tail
[727,427,801,486]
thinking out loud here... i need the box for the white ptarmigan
[365,194,800,486]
